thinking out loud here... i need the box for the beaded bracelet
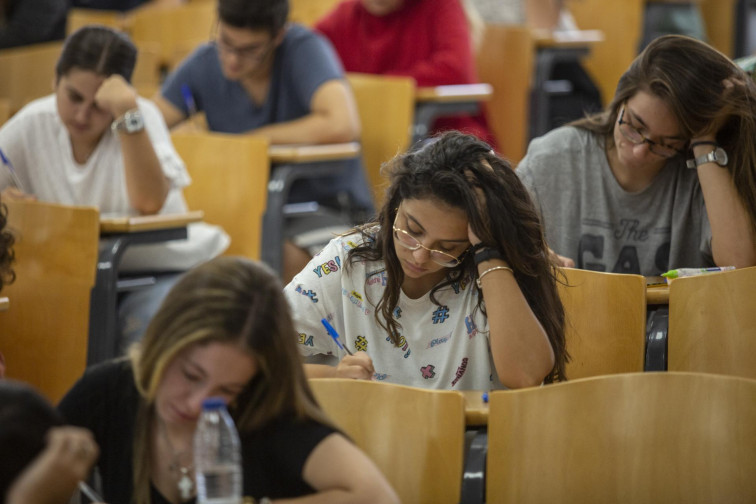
[476,265,514,288]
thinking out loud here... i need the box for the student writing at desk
[58,256,399,504]
[154,0,374,280]
[0,26,228,351]
[285,132,567,390]
[315,0,497,146]
[517,35,756,276]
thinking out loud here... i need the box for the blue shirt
[161,24,373,210]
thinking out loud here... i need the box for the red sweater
[315,0,496,146]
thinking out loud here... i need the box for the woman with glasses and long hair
[517,34,756,275]
[284,131,567,390]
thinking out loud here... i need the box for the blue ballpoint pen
[0,148,26,193]
[180,83,197,117]
[321,318,354,355]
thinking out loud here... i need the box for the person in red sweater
[315,0,497,147]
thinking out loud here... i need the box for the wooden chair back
[171,131,269,260]
[66,7,129,35]
[487,372,756,503]
[668,266,756,379]
[309,378,466,504]
[476,24,534,163]
[129,1,216,67]
[0,200,99,403]
[131,43,163,99]
[0,98,11,126]
[565,0,644,107]
[346,73,415,206]
[558,268,646,379]
[0,42,63,114]
[700,0,737,57]
[289,0,341,26]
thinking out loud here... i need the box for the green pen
[661,266,735,279]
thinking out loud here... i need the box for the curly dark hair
[0,201,15,291]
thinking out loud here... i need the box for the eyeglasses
[213,28,276,61]
[392,214,468,268]
[617,106,685,159]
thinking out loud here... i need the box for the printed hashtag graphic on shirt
[432,305,450,324]
[355,335,368,352]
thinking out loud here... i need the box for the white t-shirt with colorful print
[284,230,504,391]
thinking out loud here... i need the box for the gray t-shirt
[517,126,712,276]
[161,24,373,210]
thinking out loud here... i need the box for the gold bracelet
[476,265,514,288]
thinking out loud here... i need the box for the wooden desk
[529,29,604,139]
[268,142,361,164]
[88,211,203,365]
[261,143,362,277]
[646,275,669,304]
[461,390,490,427]
[412,83,493,144]
[646,285,670,304]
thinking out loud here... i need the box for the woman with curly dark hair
[285,131,567,389]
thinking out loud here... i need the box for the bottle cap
[201,397,227,410]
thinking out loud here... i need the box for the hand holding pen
[0,148,30,196]
[321,318,375,380]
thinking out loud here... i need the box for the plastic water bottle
[194,397,243,504]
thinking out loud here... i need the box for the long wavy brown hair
[347,131,568,383]
[571,34,756,236]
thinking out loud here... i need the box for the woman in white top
[0,26,228,351]
[285,131,567,390]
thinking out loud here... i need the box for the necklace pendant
[178,468,194,500]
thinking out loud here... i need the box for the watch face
[713,147,728,166]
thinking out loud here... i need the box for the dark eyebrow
[65,85,83,100]
[404,211,469,244]
[626,107,686,142]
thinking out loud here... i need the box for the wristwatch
[111,108,145,134]
[686,146,728,169]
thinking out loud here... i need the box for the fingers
[46,426,99,476]
[1,186,35,201]
[336,353,375,380]
[559,255,575,268]
[548,248,575,268]
[95,75,138,117]
[5,427,99,504]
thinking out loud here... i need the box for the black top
[58,360,336,504]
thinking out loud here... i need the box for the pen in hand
[0,148,27,193]
[78,481,104,503]
[321,318,354,356]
